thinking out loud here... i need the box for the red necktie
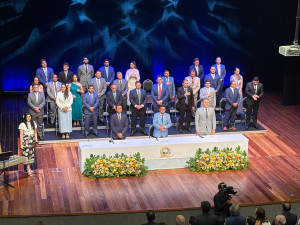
[158,85,162,100]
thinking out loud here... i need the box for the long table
[78,134,249,171]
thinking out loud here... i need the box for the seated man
[195,98,216,135]
[153,105,172,138]
[82,85,99,136]
[110,105,128,140]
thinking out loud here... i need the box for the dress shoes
[223,127,227,131]
[229,126,237,130]
[245,125,249,130]
[38,136,44,141]
[253,124,259,129]
[130,129,136,136]
[93,132,98,136]
[141,130,147,135]
[186,127,191,132]
[179,128,183,133]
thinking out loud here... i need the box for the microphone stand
[291,0,300,49]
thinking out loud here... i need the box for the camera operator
[214,182,232,218]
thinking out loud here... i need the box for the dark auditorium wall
[0,0,297,92]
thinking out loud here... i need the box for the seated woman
[29,77,44,92]
[56,84,73,139]
[18,113,38,175]
[68,74,83,126]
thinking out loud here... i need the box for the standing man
[58,62,74,85]
[195,98,216,135]
[77,57,94,93]
[106,84,122,128]
[28,84,46,140]
[204,66,221,102]
[129,81,147,136]
[213,57,226,100]
[223,81,239,131]
[82,85,99,137]
[185,69,201,106]
[110,105,128,140]
[199,80,216,109]
[47,74,62,126]
[162,70,175,114]
[99,59,115,88]
[153,105,172,138]
[151,75,169,113]
[189,57,204,80]
[89,71,107,122]
[245,76,264,130]
[113,72,128,114]
[36,59,54,87]
[177,79,195,133]
[214,182,232,218]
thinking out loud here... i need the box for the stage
[0,93,300,218]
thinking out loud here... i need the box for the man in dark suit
[130,81,147,136]
[141,210,160,225]
[110,105,128,140]
[82,85,99,137]
[162,70,175,113]
[223,80,239,131]
[226,204,246,225]
[196,201,218,225]
[189,57,204,80]
[271,202,298,225]
[107,84,122,128]
[212,57,226,100]
[214,183,232,218]
[245,76,264,130]
[113,72,128,114]
[151,75,169,113]
[204,66,221,102]
[36,59,54,87]
[99,59,115,88]
[58,62,74,85]
[177,79,195,133]
[28,84,46,140]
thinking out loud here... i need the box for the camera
[218,183,237,200]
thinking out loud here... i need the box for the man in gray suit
[89,70,107,122]
[28,84,46,140]
[47,74,62,126]
[110,105,128,140]
[199,80,216,109]
[113,72,128,114]
[195,98,216,135]
[77,57,94,92]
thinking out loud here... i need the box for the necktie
[90,93,93,101]
[35,93,38,103]
[184,88,188,104]
[44,68,48,82]
[65,71,68,80]
[86,65,88,74]
[207,88,210,94]
[254,85,257,94]
[232,88,235,95]
[119,80,122,89]
[217,65,221,75]
[212,74,215,79]
[161,115,164,123]
[196,66,199,75]
[113,92,116,102]
[166,77,169,83]
[118,114,121,121]
[54,82,57,97]
[97,79,100,93]
[158,85,162,100]
[106,67,108,76]
[205,108,208,119]
[137,90,140,105]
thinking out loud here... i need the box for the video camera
[218,182,237,200]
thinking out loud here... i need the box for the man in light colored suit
[189,57,204,80]
[153,105,172,138]
[113,72,128,114]
[223,81,240,131]
[213,57,226,100]
[195,98,216,135]
[151,75,169,113]
[36,59,54,87]
[185,69,201,106]
[110,105,128,140]
[28,84,46,140]
[77,57,94,92]
[199,80,216,109]
[89,70,107,122]
[99,59,115,87]
[162,70,175,114]
[82,85,99,136]
[47,74,62,126]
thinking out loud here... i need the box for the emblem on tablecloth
[160,146,172,158]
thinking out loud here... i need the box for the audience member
[125,61,140,105]
[36,59,54,87]
[151,75,169,113]
[113,72,128,114]
[199,80,216,109]
[189,216,199,225]
[196,201,218,225]
[246,216,256,225]
[58,62,74,85]
[271,202,297,225]
[47,74,61,126]
[223,81,239,131]
[226,204,246,225]
[99,59,115,87]
[110,105,128,140]
[77,57,94,92]
[274,215,286,225]
[195,98,216,136]
[162,70,175,113]
[176,215,185,225]
[68,74,83,126]
[216,216,226,225]
[255,207,271,225]
[30,77,44,93]
[141,210,159,225]
[189,57,204,80]
[153,105,172,138]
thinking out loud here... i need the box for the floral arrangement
[83,152,148,179]
[186,146,249,172]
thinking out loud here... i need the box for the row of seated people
[28,73,263,140]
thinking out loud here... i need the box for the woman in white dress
[56,84,73,139]
[230,67,243,114]
[125,61,140,105]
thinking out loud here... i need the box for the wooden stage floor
[0,93,300,217]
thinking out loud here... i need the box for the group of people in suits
[28,56,264,140]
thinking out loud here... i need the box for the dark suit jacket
[82,92,99,115]
[271,211,298,225]
[99,66,115,84]
[245,82,264,105]
[225,216,246,225]
[141,222,160,225]
[196,212,218,225]
[129,88,147,111]
[151,83,169,105]
[36,67,54,86]
[111,113,128,140]
[224,87,240,111]
[177,86,194,109]
[214,191,231,218]
[107,90,122,112]
[212,63,226,80]
[204,73,221,91]
[189,64,204,80]
[58,70,74,84]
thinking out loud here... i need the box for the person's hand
[45,83,48,87]
[98,93,101,98]
[213,106,216,110]
[208,93,213,97]
[220,79,223,81]
[215,90,218,93]
[73,95,76,99]
[106,82,110,86]
[211,129,215,134]
[185,92,191,96]
[233,103,238,107]
[113,105,116,110]
[117,133,123,138]
[172,96,175,101]
[192,106,195,110]
[20,144,24,149]
[63,106,68,112]
[196,130,200,135]
[34,107,40,113]
[192,78,195,83]
[90,107,94,112]
[77,89,81,92]
[53,97,56,101]
[167,81,172,86]
[122,94,125,97]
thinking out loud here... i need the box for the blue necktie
[162,115,164,124]
[113,92,116,102]
[205,108,208,119]
[90,93,93,101]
